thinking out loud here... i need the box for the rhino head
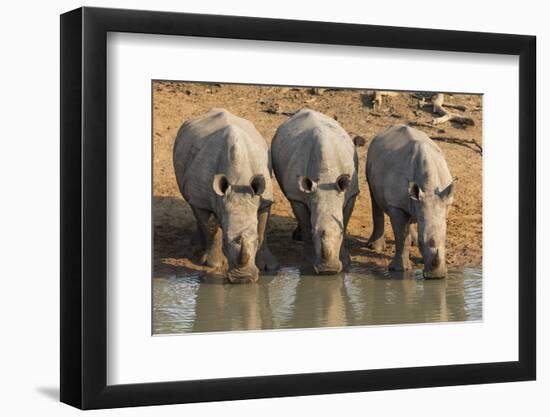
[298,174,352,274]
[409,181,454,278]
[213,173,266,283]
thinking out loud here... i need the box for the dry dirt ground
[153,81,482,278]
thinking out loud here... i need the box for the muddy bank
[153,82,482,278]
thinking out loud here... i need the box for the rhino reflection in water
[181,271,468,333]
[192,277,275,332]
[191,273,350,331]
[272,109,365,275]
[291,275,349,328]
[343,274,467,325]
[173,108,279,283]
[287,273,465,328]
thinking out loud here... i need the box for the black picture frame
[60,6,536,410]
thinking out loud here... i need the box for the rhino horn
[321,232,333,260]
[238,237,251,267]
[432,249,441,268]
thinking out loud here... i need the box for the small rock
[309,87,325,96]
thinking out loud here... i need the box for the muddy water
[153,267,482,335]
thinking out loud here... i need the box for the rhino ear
[298,176,317,194]
[336,174,351,192]
[438,182,455,201]
[213,174,231,196]
[250,175,266,196]
[408,182,424,201]
[353,136,366,147]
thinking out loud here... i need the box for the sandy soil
[153,81,482,277]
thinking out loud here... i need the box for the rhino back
[366,125,453,212]
[173,108,272,210]
[272,109,358,203]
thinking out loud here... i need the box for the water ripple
[153,267,482,334]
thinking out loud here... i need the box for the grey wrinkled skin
[173,108,279,283]
[272,109,361,274]
[366,125,454,278]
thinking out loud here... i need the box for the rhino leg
[193,207,225,270]
[340,195,357,267]
[190,207,207,250]
[409,224,418,247]
[292,225,303,241]
[366,185,386,252]
[388,207,412,272]
[290,201,312,241]
[290,201,314,259]
[255,206,279,271]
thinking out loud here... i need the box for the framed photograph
[60,6,536,409]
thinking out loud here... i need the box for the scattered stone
[309,87,325,96]
[262,104,296,116]
[362,90,400,109]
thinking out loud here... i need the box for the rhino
[271,109,364,274]
[366,124,454,278]
[173,108,279,283]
